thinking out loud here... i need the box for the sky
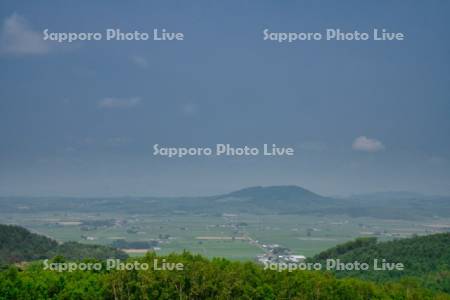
[0,1,449,197]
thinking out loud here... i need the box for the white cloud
[98,97,142,109]
[352,136,385,152]
[0,13,50,55]
[130,55,149,68]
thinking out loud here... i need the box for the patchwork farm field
[1,211,448,260]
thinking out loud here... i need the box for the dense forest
[311,233,450,293]
[0,224,127,266]
[1,224,450,299]
[1,251,450,299]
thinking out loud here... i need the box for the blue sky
[0,1,449,196]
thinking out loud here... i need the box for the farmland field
[1,211,448,260]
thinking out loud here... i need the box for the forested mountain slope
[311,233,450,292]
[0,224,127,266]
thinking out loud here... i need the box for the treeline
[311,233,450,293]
[0,224,127,266]
[1,252,449,299]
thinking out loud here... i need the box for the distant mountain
[1,186,449,219]
[0,224,127,266]
[222,185,328,203]
[213,185,335,212]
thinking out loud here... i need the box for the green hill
[0,224,127,266]
[311,233,450,292]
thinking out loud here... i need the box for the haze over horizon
[1,1,449,197]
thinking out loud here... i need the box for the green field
[1,211,448,260]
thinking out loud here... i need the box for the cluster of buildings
[256,243,305,265]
